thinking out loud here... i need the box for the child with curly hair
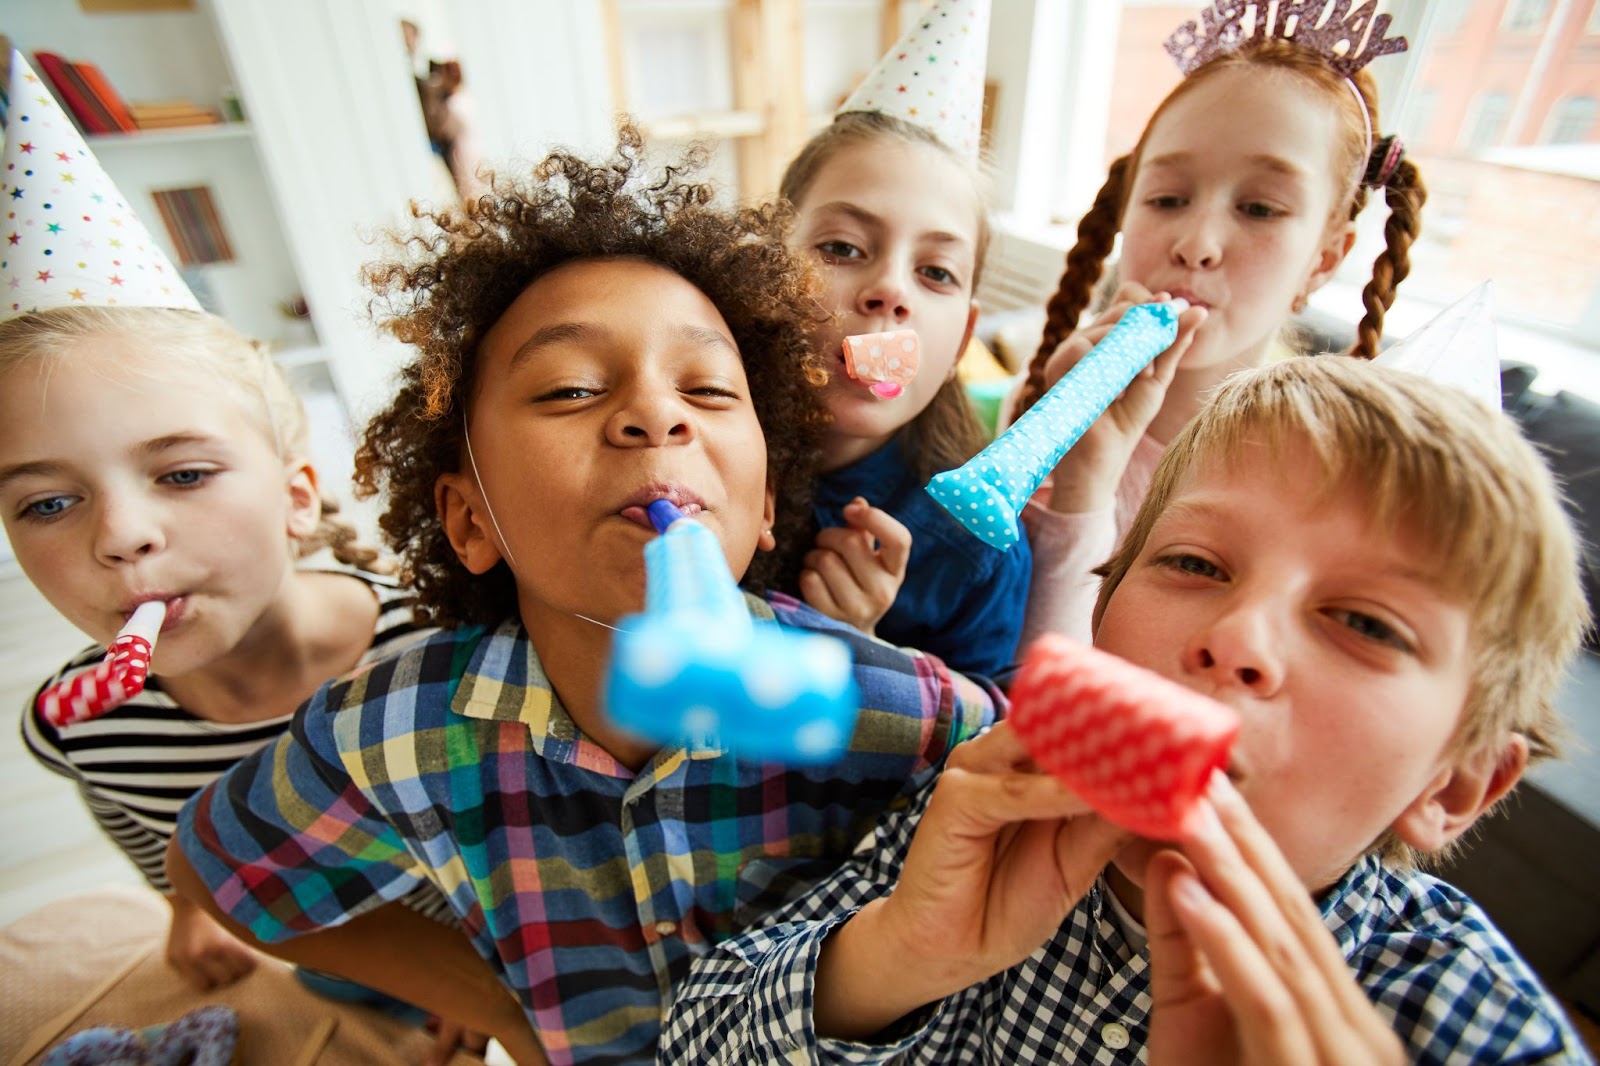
[168,127,999,1066]
[1016,5,1425,647]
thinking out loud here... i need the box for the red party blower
[1008,633,1240,841]
[36,600,167,728]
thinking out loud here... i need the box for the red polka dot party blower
[1008,633,1239,841]
[36,601,167,728]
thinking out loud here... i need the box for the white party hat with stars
[0,49,200,320]
[1373,281,1501,410]
[837,0,992,160]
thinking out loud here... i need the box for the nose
[93,492,166,565]
[1170,213,1223,270]
[605,384,696,448]
[856,260,912,324]
[1181,598,1284,697]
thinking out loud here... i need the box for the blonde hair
[780,111,991,481]
[1093,358,1591,865]
[0,305,390,573]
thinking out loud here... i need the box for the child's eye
[1155,552,1223,579]
[918,265,958,285]
[1327,608,1412,652]
[1239,201,1286,219]
[688,385,740,400]
[536,386,599,401]
[19,495,78,522]
[816,240,864,262]
[1147,195,1187,209]
[159,469,213,488]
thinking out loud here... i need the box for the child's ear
[435,471,506,575]
[1392,734,1530,854]
[757,485,777,554]
[949,299,981,382]
[284,457,321,541]
[1303,221,1358,298]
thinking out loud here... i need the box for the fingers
[1181,774,1406,1063]
[800,499,910,631]
[1144,850,1219,1010]
[843,498,912,577]
[946,720,1046,775]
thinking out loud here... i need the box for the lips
[118,594,185,632]
[616,484,707,530]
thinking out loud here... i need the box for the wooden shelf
[640,110,765,141]
[85,121,252,149]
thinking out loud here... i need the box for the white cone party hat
[837,0,992,160]
[1372,282,1501,410]
[1,49,200,320]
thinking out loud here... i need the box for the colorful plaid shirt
[175,592,998,1066]
[662,777,1595,1066]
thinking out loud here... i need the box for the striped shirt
[176,592,999,1066]
[21,570,434,896]
[661,777,1594,1066]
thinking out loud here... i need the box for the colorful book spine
[72,61,137,132]
[32,50,112,133]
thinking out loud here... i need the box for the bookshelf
[85,121,253,149]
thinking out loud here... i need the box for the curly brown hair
[1016,39,1428,417]
[355,126,832,627]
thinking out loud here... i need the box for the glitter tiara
[1164,1,1408,78]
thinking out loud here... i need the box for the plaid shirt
[662,776,1595,1066]
[176,592,997,1066]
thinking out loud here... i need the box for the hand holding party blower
[36,601,167,727]
[926,299,1188,549]
[604,501,860,764]
[1008,633,1238,841]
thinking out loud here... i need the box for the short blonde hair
[0,305,388,572]
[1093,358,1590,860]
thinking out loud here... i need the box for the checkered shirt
[661,776,1595,1065]
[176,592,998,1066]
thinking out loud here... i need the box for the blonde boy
[660,357,1594,1065]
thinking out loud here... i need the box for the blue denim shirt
[813,439,1031,681]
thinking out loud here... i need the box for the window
[1544,96,1598,143]
[1402,88,1438,147]
[1502,0,1550,33]
[1463,90,1513,150]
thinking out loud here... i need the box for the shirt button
[654,920,677,937]
[1101,1021,1131,1050]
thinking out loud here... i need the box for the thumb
[1145,850,1218,1008]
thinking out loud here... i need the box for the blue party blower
[603,500,861,764]
[925,299,1187,549]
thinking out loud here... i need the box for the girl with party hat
[0,50,452,1008]
[1012,2,1426,650]
[778,0,1031,681]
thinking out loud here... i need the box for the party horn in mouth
[604,500,860,763]
[37,600,167,727]
[843,328,920,399]
[1008,633,1238,841]
[925,299,1188,549]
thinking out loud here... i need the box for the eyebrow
[508,321,739,373]
[809,200,971,249]
[0,433,222,492]
[1142,151,1309,179]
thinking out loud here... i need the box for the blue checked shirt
[661,776,1595,1065]
[177,592,998,1066]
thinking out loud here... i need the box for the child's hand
[1041,282,1206,514]
[799,497,911,635]
[164,892,259,991]
[1144,773,1406,1066]
[813,722,1129,1039]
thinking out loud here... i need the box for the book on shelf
[32,50,123,134]
[72,61,138,132]
[151,185,234,266]
[128,100,222,129]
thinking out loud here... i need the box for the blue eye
[1158,552,1223,579]
[21,495,76,521]
[919,265,957,285]
[1328,608,1411,651]
[160,469,211,488]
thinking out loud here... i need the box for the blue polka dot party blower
[926,299,1188,549]
[604,500,861,764]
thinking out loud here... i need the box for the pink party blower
[36,601,167,727]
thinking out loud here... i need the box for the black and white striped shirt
[21,569,437,901]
